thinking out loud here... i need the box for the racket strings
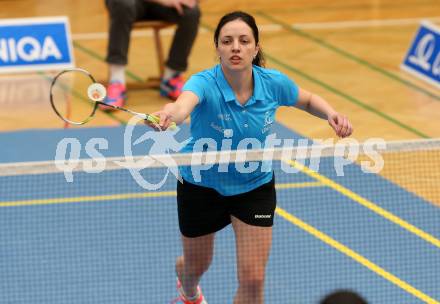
[50,69,98,125]
[50,68,176,130]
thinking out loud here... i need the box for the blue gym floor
[1,123,439,303]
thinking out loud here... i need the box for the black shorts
[177,176,277,238]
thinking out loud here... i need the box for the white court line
[292,16,440,30]
[72,16,440,41]
[72,27,208,40]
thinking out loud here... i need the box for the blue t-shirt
[180,64,299,195]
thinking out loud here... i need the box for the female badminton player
[149,11,353,304]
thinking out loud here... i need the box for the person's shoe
[170,278,207,304]
[100,81,126,110]
[160,73,184,101]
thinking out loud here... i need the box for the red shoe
[160,73,184,101]
[100,81,126,110]
[170,278,207,304]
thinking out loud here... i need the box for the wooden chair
[127,20,175,89]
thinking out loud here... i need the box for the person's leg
[164,5,200,73]
[142,3,200,100]
[231,217,272,304]
[228,176,276,304]
[176,180,231,301]
[104,0,145,107]
[105,0,144,66]
[142,3,201,72]
[175,233,215,298]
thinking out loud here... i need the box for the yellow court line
[0,182,322,207]
[2,180,437,301]
[0,191,177,207]
[276,207,439,304]
[275,181,323,189]
[287,160,440,250]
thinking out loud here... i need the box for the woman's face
[216,19,259,71]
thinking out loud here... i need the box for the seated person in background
[104,0,200,105]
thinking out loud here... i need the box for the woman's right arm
[149,91,200,130]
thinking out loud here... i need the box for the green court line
[257,12,440,102]
[201,23,430,138]
[265,54,430,138]
[73,41,146,83]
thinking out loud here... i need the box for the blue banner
[0,17,74,73]
[401,21,440,88]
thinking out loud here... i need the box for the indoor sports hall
[1,1,439,303]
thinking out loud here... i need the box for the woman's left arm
[294,88,353,138]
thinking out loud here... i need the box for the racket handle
[146,114,177,130]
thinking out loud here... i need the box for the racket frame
[49,68,98,125]
[49,68,174,128]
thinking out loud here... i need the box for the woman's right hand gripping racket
[49,67,176,130]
